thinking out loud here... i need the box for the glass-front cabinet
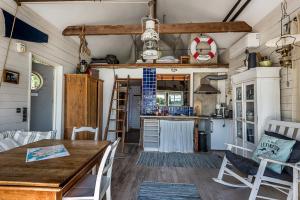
[233,82,256,154]
[232,67,281,156]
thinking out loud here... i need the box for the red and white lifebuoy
[191,36,217,61]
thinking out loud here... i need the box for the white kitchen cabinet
[231,67,281,154]
[210,119,233,150]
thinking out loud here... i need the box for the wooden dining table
[0,139,109,200]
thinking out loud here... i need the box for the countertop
[140,115,200,120]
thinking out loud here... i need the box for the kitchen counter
[140,115,200,120]
[140,115,200,152]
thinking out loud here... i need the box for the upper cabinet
[231,67,281,152]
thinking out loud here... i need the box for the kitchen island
[140,116,200,152]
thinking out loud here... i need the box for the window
[156,91,167,106]
[31,72,43,91]
[156,91,183,106]
[168,92,183,106]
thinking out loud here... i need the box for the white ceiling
[25,0,281,63]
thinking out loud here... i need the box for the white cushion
[0,138,20,152]
[13,130,56,145]
[0,130,20,140]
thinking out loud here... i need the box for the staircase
[104,75,129,152]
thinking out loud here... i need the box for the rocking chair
[213,120,300,200]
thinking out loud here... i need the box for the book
[26,144,70,162]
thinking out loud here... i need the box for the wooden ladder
[104,75,129,152]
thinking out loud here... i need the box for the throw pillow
[265,130,300,176]
[0,138,19,152]
[252,134,296,174]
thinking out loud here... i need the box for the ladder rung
[109,119,124,121]
[116,80,128,82]
[108,130,123,133]
[112,108,125,111]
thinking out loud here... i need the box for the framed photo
[3,69,20,84]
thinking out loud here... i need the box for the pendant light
[265,0,300,68]
[141,1,160,61]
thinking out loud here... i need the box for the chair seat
[225,150,292,182]
[63,175,110,200]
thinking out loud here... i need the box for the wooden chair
[63,138,121,200]
[72,127,99,174]
[213,120,300,200]
[71,127,99,141]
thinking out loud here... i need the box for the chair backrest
[93,138,120,200]
[265,120,300,141]
[71,127,99,141]
[106,137,121,178]
[93,145,112,200]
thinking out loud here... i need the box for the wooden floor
[111,144,286,200]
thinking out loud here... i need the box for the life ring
[191,36,217,61]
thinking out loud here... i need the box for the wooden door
[64,75,88,139]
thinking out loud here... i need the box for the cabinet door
[64,75,88,140]
[244,82,256,151]
[97,81,103,140]
[233,85,243,146]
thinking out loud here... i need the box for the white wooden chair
[63,137,121,200]
[72,127,99,174]
[213,120,300,200]
[71,127,99,141]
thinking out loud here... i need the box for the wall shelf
[90,63,229,69]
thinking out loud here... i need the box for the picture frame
[3,69,20,84]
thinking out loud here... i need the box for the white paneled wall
[0,0,78,133]
[226,0,300,122]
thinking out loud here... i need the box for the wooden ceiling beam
[89,63,229,69]
[62,21,252,36]
[18,0,95,2]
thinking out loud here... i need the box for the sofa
[0,130,56,152]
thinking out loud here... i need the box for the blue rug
[137,181,202,200]
[136,151,222,168]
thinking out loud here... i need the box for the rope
[0,6,19,86]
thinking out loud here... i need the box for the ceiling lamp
[141,0,160,62]
[265,0,300,68]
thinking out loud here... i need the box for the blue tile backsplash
[142,68,157,115]
[142,68,194,116]
[160,106,194,116]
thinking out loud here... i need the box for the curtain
[159,120,194,153]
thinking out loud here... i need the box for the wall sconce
[16,42,26,53]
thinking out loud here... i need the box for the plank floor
[111,144,286,200]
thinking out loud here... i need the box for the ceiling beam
[63,21,252,36]
[18,0,102,2]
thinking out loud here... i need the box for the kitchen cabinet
[231,67,281,154]
[210,119,233,150]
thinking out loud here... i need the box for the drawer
[144,135,159,143]
[144,141,159,149]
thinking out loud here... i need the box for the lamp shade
[266,34,300,47]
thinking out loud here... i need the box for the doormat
[137,181,202,200]
[136,151,222,168]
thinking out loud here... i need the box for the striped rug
[137,181,201,200]
[136,151,222,168]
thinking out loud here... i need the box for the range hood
[194,74,228,94]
